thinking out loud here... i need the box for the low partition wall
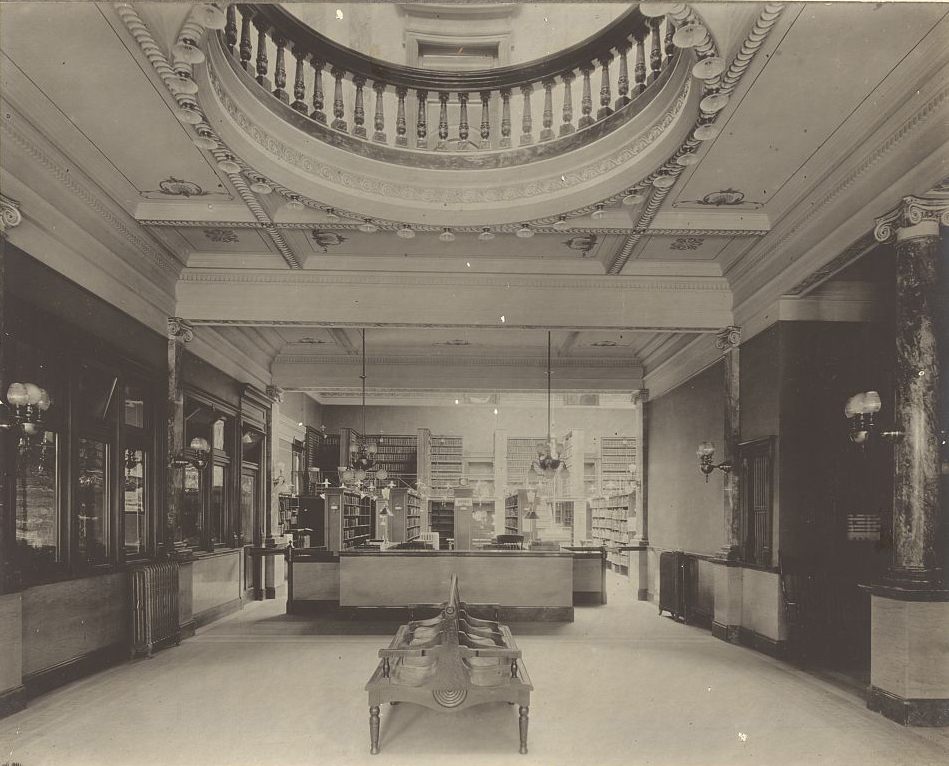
[288,548,601,621]
[191,549,244,628]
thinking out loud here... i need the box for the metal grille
[739,438,774,567]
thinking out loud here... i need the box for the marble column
[631,389,650,601]
[867,194,948,726]
[717,326,742,561]
[264,384,283,547]
[166,317,194,556]
[873,196,948,590]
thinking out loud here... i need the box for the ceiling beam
[557,331,580,357]
[329,328,359,355]
[177,269,733,332]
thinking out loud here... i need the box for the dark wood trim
[287,602,573,622]
[868,685,949,727]
[711,620,740,644]
[738,626,786,659]
[573,591,605,606]
[192,597,242,629]
[22,642,127,698]
[862,584,949,602]
[247,4,650,92]
[179,618,197,640]
[287,598,338,615]
[0,685,27,719]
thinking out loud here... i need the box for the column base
[868,686,949,727]
[711,620,740,644]
[883,566,944,591]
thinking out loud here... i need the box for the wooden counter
[288,548,607,621]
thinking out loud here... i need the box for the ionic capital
[167,316,194,342]
[715,325,741,352]
[266,385,284,404]
[873,195,949,244]
[0,194,23,238]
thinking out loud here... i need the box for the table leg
[518,705,529,754]
[369,705,380,754]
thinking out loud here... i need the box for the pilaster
[166,317,194,558]
[716,326,741,560]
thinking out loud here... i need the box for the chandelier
[531,331,564,479]
[339,329,388,494]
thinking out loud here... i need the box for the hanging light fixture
[531,331,564,479]
[338,329,388,493]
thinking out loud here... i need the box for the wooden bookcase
[385,488,423,543]
[430,435,463,492]
[598,436,637,495]
[506,436,544,488]
[504,492,522,535]
[590,492,635,574]
[324,488,374,552]
[429,499,454,549]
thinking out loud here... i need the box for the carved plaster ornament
[0,194,23,238]
[873,195,949,243]
[167,317,195,342]
[715,325,741,351]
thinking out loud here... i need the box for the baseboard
[193,598,242,629]
[264,586,276,599]
[573,591,606,606]
[287,599,338,615]
[689,608,713,629]
[0,685,26,719]
[23,642,127,699]
[287,602,573,622]
[868,685,949,727]
[738,626,787,659]
[637,588,649,601]
[179,619,197,640]
[712,620,740,644]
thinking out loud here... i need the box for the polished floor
[2,574,947,766]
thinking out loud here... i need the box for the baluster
[291,48,307,113]
[273,37,288,103]
[540,79,555,141]
[664,16,675,65]
[578,65,594,128]
[597,55,613,119]
[649,18,662,83]
[437,91,449,146]
[520,84,533,145]
[395,86,408,147]
[310,58,326,123]
[560,72,575,136]
[634,37,646,95]
[499,88,512,148]
[416,89,428,148]
[457,92,469,145]
[352,75,367,138]
[331,67,347,132]
[479,90,491,148]
[615,43,631,109]
[224,5,237,55]
[239,10,253,72]
[372,82,386,143]
[254,22,269,88]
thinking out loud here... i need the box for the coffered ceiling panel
[671,3,948,214]
[637,235,734,261]
[0,3,229,200]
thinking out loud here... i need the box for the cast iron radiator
[658,551,696,622]
[129,561,181,658]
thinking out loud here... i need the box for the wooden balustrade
[225,5,681,154]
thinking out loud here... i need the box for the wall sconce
[170,437,211,470]
[697,441,732,482]
[843,390,905,444]
[1,382,51,437]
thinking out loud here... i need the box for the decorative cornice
[874,194,949,243]
[168,316,195,342]
[0,194,23,238]
[0,117,179,276]
[730,80,949,288]
[714,325,741,351]
[634,389,649,405]
[178,268,730,292]
[224,170,302,268]
[784,231,877,296]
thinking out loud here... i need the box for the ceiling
[1,2,947,404]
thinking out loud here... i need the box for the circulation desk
[287,548,607,621]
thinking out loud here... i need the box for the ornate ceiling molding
[784,231,877,296]
[0,114,179,277]
[193,318,718,333]
[0,193,23,238]
[276,354,642,369]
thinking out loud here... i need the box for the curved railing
[218,4,682,160]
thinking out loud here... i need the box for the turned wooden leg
[518,705,529,754]
[369,705,380,754]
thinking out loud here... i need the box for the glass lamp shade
[693,124,720,141]
[193,3,227,30]
[24,383,43,404]
[354,469,367,482]
[477,228,495,241]
[217,156,241,174]
[692,56,726,80]
[516,225,534,238]
[341,468,355,483]
[396,225,415,239]
[170,72,200,96]
[36,389,51,411]
[673,23,709,49]
[358,220,379,233]
[551,216,570,230]
[189,437,211,453]
[439,228,456,243]
[844,395,860,418]
[192,130,218,150]
[172,39,206,65]
[697,441,715,458]
[367,442,378,455]
[375,468,388,481]
[863,391,882,414]
[349,443,359,454]
[6,382,29,406]
[700,93,730,114]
